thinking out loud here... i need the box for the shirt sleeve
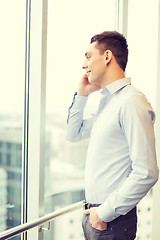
[66,92,95,142]
[97,94,159,222]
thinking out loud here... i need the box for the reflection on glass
[44,0,115,239]
[0,1,26,239]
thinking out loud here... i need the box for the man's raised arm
[66,74,100,142]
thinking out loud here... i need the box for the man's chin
[88,78,96,85]
[90,81,99,86]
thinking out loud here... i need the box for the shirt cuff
[97,201,120,223]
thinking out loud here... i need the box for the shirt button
[110,228,113,231]
[124,229,127,232]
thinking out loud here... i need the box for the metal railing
[0,201,83,240]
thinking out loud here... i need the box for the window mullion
[27,0,48,240]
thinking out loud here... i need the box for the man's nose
[82,59,88,69]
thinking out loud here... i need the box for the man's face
[82,42,107,86]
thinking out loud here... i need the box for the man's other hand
[84,207,107,231]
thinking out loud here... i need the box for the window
[0,0,26,238]
[44,1,116,239]
[127,0,158,108]
[0,1,159,240]
[126,0,159,239]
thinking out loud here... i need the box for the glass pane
[0,1,26,239]
[44,0,115,239]
[127,0,158,108]
[127,1,159,240]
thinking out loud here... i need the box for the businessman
[66,31,159,239]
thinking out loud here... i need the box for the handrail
[0,201,83,240]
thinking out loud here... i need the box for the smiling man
[66,31,159,240]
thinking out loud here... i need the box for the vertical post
[38,1,48,239]
[39,0,48,217]
[22,0,31,239]
[27,0,48,239]
[115,0,128,78]
[114,0,120,31]
[115,0,128,38]
[152,0,160,239]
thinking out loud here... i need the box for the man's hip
[82,202,137,240]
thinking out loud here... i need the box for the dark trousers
[82,203,137,240]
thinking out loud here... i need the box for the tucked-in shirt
[66,78,159,222]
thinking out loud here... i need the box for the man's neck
[101,70,125,89]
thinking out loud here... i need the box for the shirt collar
[101,78,131,95]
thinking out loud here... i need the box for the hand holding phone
[77,74,101,96]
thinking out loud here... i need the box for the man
[66,31,159,240]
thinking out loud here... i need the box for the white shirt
[66,78,159,222]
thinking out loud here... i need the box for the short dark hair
[90,31,128,71]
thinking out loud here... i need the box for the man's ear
[105,50,112,65]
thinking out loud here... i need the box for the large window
[0,1,160,240]
[126,1,159,239]
[0,1,26,239]
[44,0,116,239]
[127,0,158,108]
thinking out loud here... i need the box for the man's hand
[77,74,101,96]
[84,207,107,231]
